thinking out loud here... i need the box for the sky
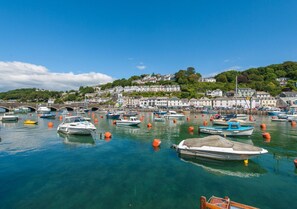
[1,0,297,91]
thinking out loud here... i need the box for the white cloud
[136,62,146,70]
[0,61,113,91]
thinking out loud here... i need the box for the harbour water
[0,112,297,209]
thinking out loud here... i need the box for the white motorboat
[154,115,165,122]
[116,116,141,126]
[37,106,51,114]
[163,110,185,120]
[0,112,19,122]
[57,116,96,135]
[212,118,254,126]
[173,135,268,160]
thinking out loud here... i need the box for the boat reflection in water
[179,155,267,178]
[58,132,95,146]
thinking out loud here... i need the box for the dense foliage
[214,61,297,96]
[0,88,62,102]
[1,62,297,102]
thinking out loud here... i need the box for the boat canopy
[182,135,263,152]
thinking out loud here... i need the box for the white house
[206,89,223,97]
[200,77,216,82]
[237,88,256,98]
[256,91,271,98]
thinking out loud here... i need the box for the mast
[235,76,238,115]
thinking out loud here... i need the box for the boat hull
[1,116,19,121]
[116,121,141,126]
[57,126,95,135]
[178,149,260,160]
[198,126,253,136]
[106,114,121,119]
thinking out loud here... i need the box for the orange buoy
[188,126,194,132]
[59,115,63,121]
[203,120,208,126]
[94,118,98,123]
[152,139,161,147]
[113,120,117,125]
[173,119,177,123]
[147,123,152,128]
[104,132,112,139]
[47,122,54,128]
[291,121,296,127]
[249,115,253,121]
[260,124,266,130]
[294,159,297,168]
[262,132,271,139]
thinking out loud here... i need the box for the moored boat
[212,118,254,126]
[199,122,254,136]
[163,110,185,120]
[0,112,19,122]
[37,106,51,114]
[154,115,165,122]
[57,116,96,135]
[106,112,121,119]
[24,120,38,125]
[200,196,259,209]
[116,116,141,126]
[39,113,56,119]
[173,135,268,160]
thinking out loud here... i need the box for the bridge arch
[49,107,58,111]
[24,106,36,112]
[58,106,74,111]
[91,107,99,111]
[0,106,10,112]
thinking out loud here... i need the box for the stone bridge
[0,102,107,112]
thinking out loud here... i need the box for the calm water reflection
[0,112,297,209]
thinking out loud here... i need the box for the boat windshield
[65,117,86,123]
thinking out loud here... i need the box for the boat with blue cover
[40,113,56,119]
[199,122,254,136]
[106,112,121,119]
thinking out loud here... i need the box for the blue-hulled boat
[106,112,121,120]
[39,113,56,119]
[198,122,254,136]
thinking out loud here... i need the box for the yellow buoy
[244,159,249,166]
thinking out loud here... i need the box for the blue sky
[1,0,297,91]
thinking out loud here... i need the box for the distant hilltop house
[276,77,289,86]
[206,89,223,97]
[132,74,175,84]
[199,77,216,82]
[97,85,180,95]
